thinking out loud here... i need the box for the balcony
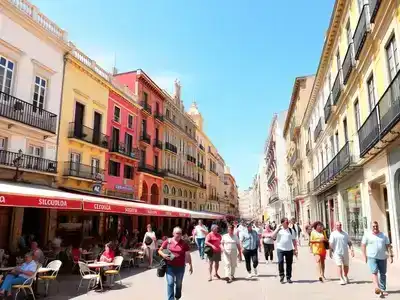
[289,149,298,166]
[289,119,300,141]
[187,154,196,164]
[165,168,200,185]
[198,162,206,170]
[0,92,57,134]
[200,183,207,189]
[153,139,163,150]
[370,0,381,23]
[199,144,205,151]
[139,132,151,145]
[140,101,152,115]
[331,72,342,105]
[359,69,400,158]
[64,162,105,181]
[306,141,310,155]
[353,5,370,60]
[268,172,276,186]
[154,111,164,122]
[342,44,355,85]
[165,142,178,154]
[269,193,279,204]
[210,169,219,176]
[313,141,354,193]
[0,150,57,173]
[109,142,140,160]
[314,118,322,142]
[68,122,109,149]
[324,95,332,123]
[307,181,312,193]
[138,163,164,177]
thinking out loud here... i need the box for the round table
[87,262,114,268]
[0,267,14,272]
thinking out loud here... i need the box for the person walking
[262,225,275,264]
[221,224,241,283]
[240,223,261,279]
[158,227,193,300]
[143,224,157,268]
[309,221,327,282]
[205,224,222,281]
[194,220,208,260]
[361,221,393,297]
[290,218,302,246]
[329,221,354,285]
[273,217,298,284]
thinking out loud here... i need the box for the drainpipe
[54,53,68,182]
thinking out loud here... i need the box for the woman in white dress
[221,224,242,283]
[143,224,156,268]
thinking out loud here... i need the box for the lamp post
[13,149,23,181]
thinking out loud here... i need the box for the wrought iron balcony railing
[165,142,178,153]
[332,72,342,105]
[0,91,57,133]
[370,0,381,23]
[165,168,200,184]
[187,154,196,164]
[138,163,165,177]
[64,161,105,181]
[306,141,310,155]
[324,95,332,123]
[0,150,57,173]
[289,149,298,166]
[314,118,322,142]
[140,101,152,114]
[139,132,151,144]
[353,5,370,60]
[109,142,140,160]
[154,111,164,122]
[153,139,163,150]
[198,162,206,170]
[342,43,355,85]
[199,144,205,151]
[269,193,278,204]
[68,122,109,149]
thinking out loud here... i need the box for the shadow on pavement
[293,279,318,284]
[350,280,373,285]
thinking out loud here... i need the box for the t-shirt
[161,239,190,267]
[262,230,275,244]
[361,231,390,260]
[19,260,37,279]
[221,233,239,253]
[194,225,208,239]
[206,232,222,253]
[276,228,296,251]
[310,230,326,255]
[240,230,259,250]
[100,250,115,262]
[329,230,349,256]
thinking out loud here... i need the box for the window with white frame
[367,74,376,111]
[0,56,14,95]
[354,99,361,129]
[91,158,100,174]
[0,137,5,150]
[385,35,399,82]
[128,114,134,129]
[114,106,121,122]
[33,76,47,113]
[28,145,43,157]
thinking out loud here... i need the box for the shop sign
[0,194,82,210]
[115,184,134,192]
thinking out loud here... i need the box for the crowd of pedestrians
[157,217,394,300]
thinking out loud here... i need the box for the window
[178,200,182,208]
[320,151,324,169]
[189,202,192,210]
[0,137,6,150]
[108,160,120,176]
[124,165,134,179]
[91,158,100,174]
[0,56,14,94]
[33,76,47,113]
[367,75,376,111]
[343,118,349,143]
[386,35,399,81]
[163,185,169,194]
[128,115,134,129]
[330,135,335,157]
[184,190,188,198]
[164,198,169,205]
[28,145,43,157]
[172,187,176,195]
[354,99,361,129]
[143,92,148,103]
[114,106,120,122]
[171,199,176,207]
[178,189,182,197]
[184,201,188,209]
[346,21,352,46]
[335,131,339,153]
[336,50,341,72]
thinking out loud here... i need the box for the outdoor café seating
[12,263,41,300]
[38,260,62,296]
[104,256,123,286]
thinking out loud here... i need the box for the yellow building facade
[57,47,110,193]
[302,0,400,255]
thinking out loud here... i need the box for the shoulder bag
[157,239,171,278]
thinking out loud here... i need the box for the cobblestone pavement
[46,245,400,300]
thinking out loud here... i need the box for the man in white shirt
[273,217,298,284]
[329,222,354,285]
[194,220,208,259]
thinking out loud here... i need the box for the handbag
[323,231,330,250]
[157,239,171,278]
[144,235,153,246]
[204,245,213,257]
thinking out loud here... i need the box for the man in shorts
[329,221,354,285]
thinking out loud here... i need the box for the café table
[87,262,115,291]
[0,267,14,273]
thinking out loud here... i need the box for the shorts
[314,252,326,260]
[209,251,221,262]
[333,253,349,266]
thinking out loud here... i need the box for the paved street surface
[46,245,400,300]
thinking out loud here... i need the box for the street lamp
[13,149,23,181]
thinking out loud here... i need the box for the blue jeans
[166,265,185,300]
[196,238,205,258]
[367,258,387,291]
[0,275,27,293]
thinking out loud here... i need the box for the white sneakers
[340,279,346,285]
[339,276,349,285]
[246,273,253,279]
[253,268,258,277]
[344,276,349,284]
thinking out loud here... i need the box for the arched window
[172,187,176,195]
[163,185,169,194]
[178,189,182,197]
[189,191,192,199]
[184,190,188,198]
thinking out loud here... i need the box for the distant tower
[187,101,204,131]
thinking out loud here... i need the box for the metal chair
[38,260,62,296]
[104,256,123,286]
[77,261,101,293]
[12,263,41,300]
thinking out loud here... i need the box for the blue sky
[32,0,334,190]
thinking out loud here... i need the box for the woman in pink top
[205,224,222,281]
